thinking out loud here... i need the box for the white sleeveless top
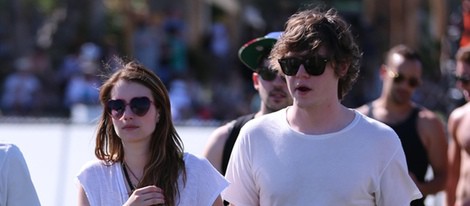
[77,153,228,206]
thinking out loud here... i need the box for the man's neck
[287,102,354,135]
[372,97,414,124]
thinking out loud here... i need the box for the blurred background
[0,0,466,205]
[0,0,465,122]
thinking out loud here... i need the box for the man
[222,7,422,205]
[446,45,470,206]
[356,44,448,206]
[203,31,292,174]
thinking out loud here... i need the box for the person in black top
[203,32,292,174]
[357,44,448,206]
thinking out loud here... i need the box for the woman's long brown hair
[95,59,186,206]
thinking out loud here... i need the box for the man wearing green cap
[203,32,292,175]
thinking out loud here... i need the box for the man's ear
[337,62,350,77]
[252,72,260,90]
[379,64,388,80]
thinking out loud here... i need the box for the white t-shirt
[0,143,41,206]
[77,153,228,206]
[222,108,422,206]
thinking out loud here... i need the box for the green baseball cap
[238,31,282,71]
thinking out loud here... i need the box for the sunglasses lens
[107,97,152,118]
[393,75,405,84]
[107,100,125,118]
[391,72,420,88]
[258,68,277,81]
[304,57,327,76]
[130,97,152,116]
[278,58,301,76]
[278,57,329,76]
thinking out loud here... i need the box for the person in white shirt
[222,6,422,206]
[77,59,228,206]
[0,143,41,206]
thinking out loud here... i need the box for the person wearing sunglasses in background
[203,31,292,206]
[222,6,422,205]
[356,44,448,206]
[203,31,292,174]
[446,45,470,206]
[76,59,228,206]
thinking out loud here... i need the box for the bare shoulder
[355,103,371,115]
[202,121,236,172]
[202,121,235,156]
[416,107,447,151]
[417,107,444,124]
[448,103,470,124]
[416,107,446,134]
[207,121,235,144]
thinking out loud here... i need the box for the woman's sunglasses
[386,69,421,88]
[278,56,329,76]
[107,97,153,119]
[455,74,470,85]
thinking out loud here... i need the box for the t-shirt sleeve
[221,129,258,206]
[375,146,423,206]
[186,154,229,206]
[3,144,41,206]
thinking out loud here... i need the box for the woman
[77,59,228,206]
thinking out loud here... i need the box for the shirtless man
[357,45,447,206]
[447,45,470,206]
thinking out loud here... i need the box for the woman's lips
[122,125,139,130]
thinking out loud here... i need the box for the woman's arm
[78,185,90,206]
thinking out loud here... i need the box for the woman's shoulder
[79,159,117,174]
[183,153,208,166]
[183,152,218,173]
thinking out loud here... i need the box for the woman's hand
[123,185,165,206]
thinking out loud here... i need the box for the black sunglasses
[278,56,329,76]
[455,75,470,85]
[257,67,279,81]
[386,70,421,88]
[107,97,153,119]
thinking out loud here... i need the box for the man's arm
[202,123,232,173]
[416,110,448,195]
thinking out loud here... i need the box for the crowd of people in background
[0,3,466,125]
[2,2,470,205]
[0,7,252,123]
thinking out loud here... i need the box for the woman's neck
[122,143,149,180]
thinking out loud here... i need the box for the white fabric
[77,153,228,206]
[0,143,41,206]
[222,108,422,206]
